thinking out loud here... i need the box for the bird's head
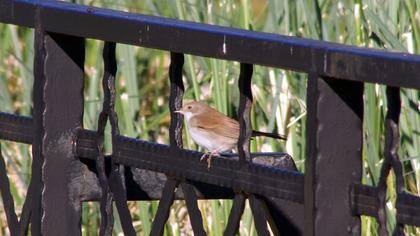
[174,101,207,120]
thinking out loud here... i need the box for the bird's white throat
[183,111,194,121]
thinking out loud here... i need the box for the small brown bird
[175,101,287,167]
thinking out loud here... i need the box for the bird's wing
[190,112,240,140]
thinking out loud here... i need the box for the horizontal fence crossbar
[352,183,420,226]
[1,0,420,89]
[0,112,32,144]
[0,112,301,201]
[76,129,304,203]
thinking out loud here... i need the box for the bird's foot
[200,151,220,169]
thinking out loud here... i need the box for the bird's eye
[187,106,192,109]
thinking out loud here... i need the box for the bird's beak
[174,110,183,114]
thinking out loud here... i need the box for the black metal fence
[0,0,420,235]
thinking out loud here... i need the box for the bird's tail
[251,130,287,140]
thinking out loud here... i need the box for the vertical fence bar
[41,32,85,235]
[104,41,137,236]
[168,52,206,235]
[237,62,272,234]
[376,86,404,235]
[387,87,404,235]
[304,74,363,235]
[237,63,253,164]
[150,52,184,236]
[169,52,185,147]
[31,19,46,236]
[96,42,115,236]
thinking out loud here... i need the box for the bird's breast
[188,126,217,151]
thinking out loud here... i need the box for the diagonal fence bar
[223,194,246,236]
[0,144,33,236]
[181,182,207,236]
[150,179,179,236]
[0,145,19,236]
[249,195,271,236]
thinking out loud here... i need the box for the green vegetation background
[1,0,420,235]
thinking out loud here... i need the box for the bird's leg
[200,153,208,162]
[207,150,221,169]
[200,149,221,169]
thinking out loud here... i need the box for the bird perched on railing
[175,101,287,168]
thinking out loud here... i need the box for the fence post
[34,31,85,235]
[31,22,46,236]
[304,74,363,235]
